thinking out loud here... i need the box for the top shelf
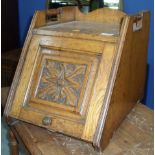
[33,20,121,43]
[32,7,126,43]
[37,21,120,36]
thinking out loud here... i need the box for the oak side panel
[93,15,131,148]
[100,11,150,150]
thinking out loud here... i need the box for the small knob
[42,116,52,126]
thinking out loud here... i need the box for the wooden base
[7,104,153,155]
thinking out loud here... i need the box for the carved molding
[36,59,87,107]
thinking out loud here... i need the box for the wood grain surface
[98,11,150,150]
[10,103,153,155]
[4,7,150,151]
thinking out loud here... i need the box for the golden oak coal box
[5,7,150,151]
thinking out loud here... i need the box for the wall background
[18,0,154,109]
[18,0,45,45]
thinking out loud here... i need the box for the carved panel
[35,59,87,107]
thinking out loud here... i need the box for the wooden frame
[5,7,150,151]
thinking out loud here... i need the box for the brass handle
[42,116,52,126]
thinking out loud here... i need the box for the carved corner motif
[36,59,87,107]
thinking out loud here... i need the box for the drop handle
[42,116,52,126]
